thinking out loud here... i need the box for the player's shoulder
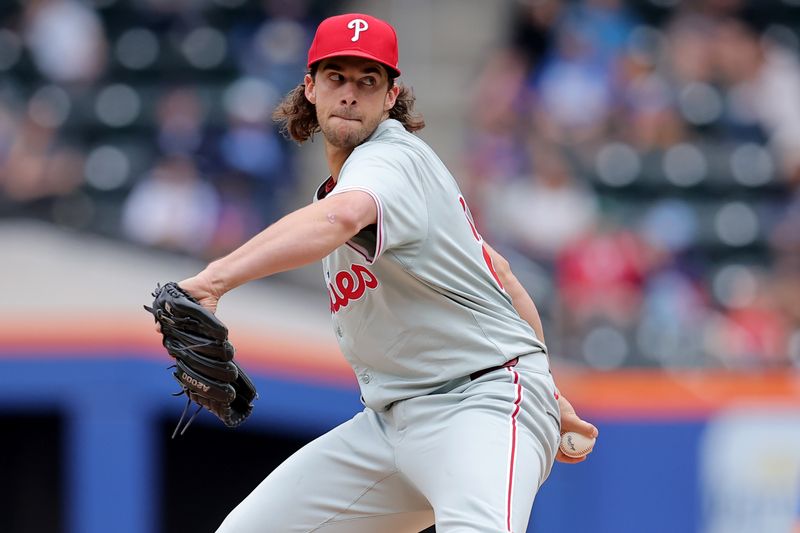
[353,120,424,162]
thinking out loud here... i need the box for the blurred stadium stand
[1,1,799,533]
[463,0,800,370]
[1,0,798,370]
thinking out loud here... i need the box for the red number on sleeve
[459,196,504,290]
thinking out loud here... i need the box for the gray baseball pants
[216,354,560,533]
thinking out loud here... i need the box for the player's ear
[384,84,400,112]
[304,73,316,105]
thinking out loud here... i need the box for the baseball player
[177,13,598,533]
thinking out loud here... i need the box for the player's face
[304,57,399,149]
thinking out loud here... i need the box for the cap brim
[309,49,401,77]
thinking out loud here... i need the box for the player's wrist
[201,262,230,299]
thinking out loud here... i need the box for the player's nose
[339,83,358,106]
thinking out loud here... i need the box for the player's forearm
[502,272,546,343]
[485,244,545,343]
[202,194,372,295]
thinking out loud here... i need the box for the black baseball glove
[144,282,257,436]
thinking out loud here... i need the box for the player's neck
[324,142,356,182]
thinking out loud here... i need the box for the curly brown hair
[272,71,425,143]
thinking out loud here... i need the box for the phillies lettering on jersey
[328,264,379,313]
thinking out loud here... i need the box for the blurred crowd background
[1,0,799,370]
[463,0,800,371]
[0,0,329,256]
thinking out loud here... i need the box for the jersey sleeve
[329,149,428,264]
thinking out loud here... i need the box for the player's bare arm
[485,242,599,463]
[179,190,377,308]
[484,243,546,342]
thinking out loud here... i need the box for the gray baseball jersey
[315,118,547,412]
[216,119,561,533]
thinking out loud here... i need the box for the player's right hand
[555,394,598,464]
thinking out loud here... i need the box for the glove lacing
[171,391,204,439]
[167,362,205,439]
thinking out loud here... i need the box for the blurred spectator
[231,17,311,94]
[484,145,598,263]
[463,48,531,200]
[561,0,636,70]
[613,36,684,149]
[228,0,313,94]
[155,87,208,157]
[713,18,800,184]
[530,0,636,145]
[771,189,800,256]
[664,13,717,86]
[773,262,800,366]
[638,199,700,254]
[554,225,652,367]
[22,0,107,86]
[0,105,84,202]
[636,266,710,367]
[635,200,709,366]
[532,23,614,144]
[0,101,15,166]
[509,0,563,70]
[219,76,290,225]
[205,172,263,259]
[556,225,649,328]
[121,155,219,256]
[705,266,792,367]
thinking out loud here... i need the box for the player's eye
[328,73,343,82]
[361,77,376,87]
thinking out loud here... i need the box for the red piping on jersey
[506,367,523,532]
[482,245,505,290]
[459,195,505,290]
[329,186,384,264]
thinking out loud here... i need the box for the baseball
[559,431,596,458]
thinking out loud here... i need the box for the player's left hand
[555,394,598,464]
[150,273,220,334]
[177,272,221,314]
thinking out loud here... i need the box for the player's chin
[326,125,367,148]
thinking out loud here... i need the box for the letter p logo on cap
[307,13,401,77]
[348,18,369,42]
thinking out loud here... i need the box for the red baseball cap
[307,13,401,77]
